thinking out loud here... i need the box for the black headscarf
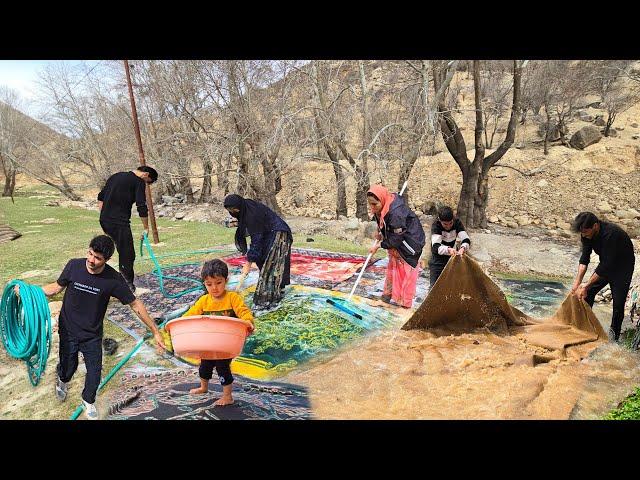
[223,194,272,254]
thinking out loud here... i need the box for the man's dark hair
[200,259,229,281]
[89,235,115,260]
[571,211,599,233]
[438,206,454,222]
[137,165,158,183]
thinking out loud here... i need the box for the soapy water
[284,278,640,419]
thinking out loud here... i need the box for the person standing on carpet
[367,184,426,308]
[186,259,254,405]
[428,205,471,288]
[14,235,164,420]
[223,194,293,308]
[97,165,159,293]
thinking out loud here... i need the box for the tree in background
[587,60,640,137]
[434,60,524,228]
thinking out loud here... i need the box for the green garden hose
[139,233,205,298]
[0,280,52,386]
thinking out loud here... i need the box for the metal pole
[124,60,160,244]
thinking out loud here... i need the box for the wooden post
[124,60,160,243]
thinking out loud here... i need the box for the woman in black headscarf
[223,194,293,308]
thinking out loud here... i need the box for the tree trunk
[58,172,81,201]
[328,150,347,217]
[544,107,551,155]
[199,159,213,203]
[475,170,490,228]
[35,177,82,201]
[237,142,250,196]
[253,185,281,215]
[354,166,370,221]
[604,113,615,137]
[456,162,481,227]
[179,176,194,203]
[2,168,16,197]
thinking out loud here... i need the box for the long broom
[326,181,408,320]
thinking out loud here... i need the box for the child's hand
[246,324,255,337]
[153,331,166,354]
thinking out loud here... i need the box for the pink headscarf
[368,184,396,229]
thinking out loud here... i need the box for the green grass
[1,186,377,288]
[605,387,640,420]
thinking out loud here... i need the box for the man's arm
[571,264,589,293]
[16,281,65,298]
[42,282,65,296]
[97,201,103,211]
[128,299,164,350]
[134,180,149,236]
[140,216,149,237]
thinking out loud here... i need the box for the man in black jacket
[571,211,636,342]
[97,166,158,292]
[429,206,471,288]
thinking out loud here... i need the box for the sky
[0,60,100,116]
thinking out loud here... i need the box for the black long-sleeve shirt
[429,218,471,266]
[97,171,148,226]
[579,221,635,280]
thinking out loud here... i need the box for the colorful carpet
[104,365,311,420]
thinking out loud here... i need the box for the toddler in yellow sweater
[184,259,254,406]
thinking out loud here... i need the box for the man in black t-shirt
[97,165,158,292]
[428,206,471,288]
[570,211,636,342]
[15,235,164,420]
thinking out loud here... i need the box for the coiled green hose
[0,280,52,386]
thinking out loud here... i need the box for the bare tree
[587,60,640,136]
[0,87,25,197]
[434,60,524,228]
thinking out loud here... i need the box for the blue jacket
[376,195,426,268]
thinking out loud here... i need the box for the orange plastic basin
[165,315,252,360]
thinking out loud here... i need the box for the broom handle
[347,181,409,301]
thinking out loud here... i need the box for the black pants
[100,220,135,285]
[57,333,102,404]
[199,359,233,386]
[429,262,447,289]
[585,273,633,337]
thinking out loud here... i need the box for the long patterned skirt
[253,231,293,307]
[383,248,420,308]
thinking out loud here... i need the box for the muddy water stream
[285,278,640,419]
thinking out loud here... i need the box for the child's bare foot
[189,386,208,394]
[214,395,234,406]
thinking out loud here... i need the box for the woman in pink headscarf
[367,184,426,308]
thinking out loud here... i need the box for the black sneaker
[608,328,620,343]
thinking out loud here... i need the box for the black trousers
[100,220,135,285]
[429,262,447,289]
[585,272,633,336]
[57,333,102,404]
[199,359,234,386]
